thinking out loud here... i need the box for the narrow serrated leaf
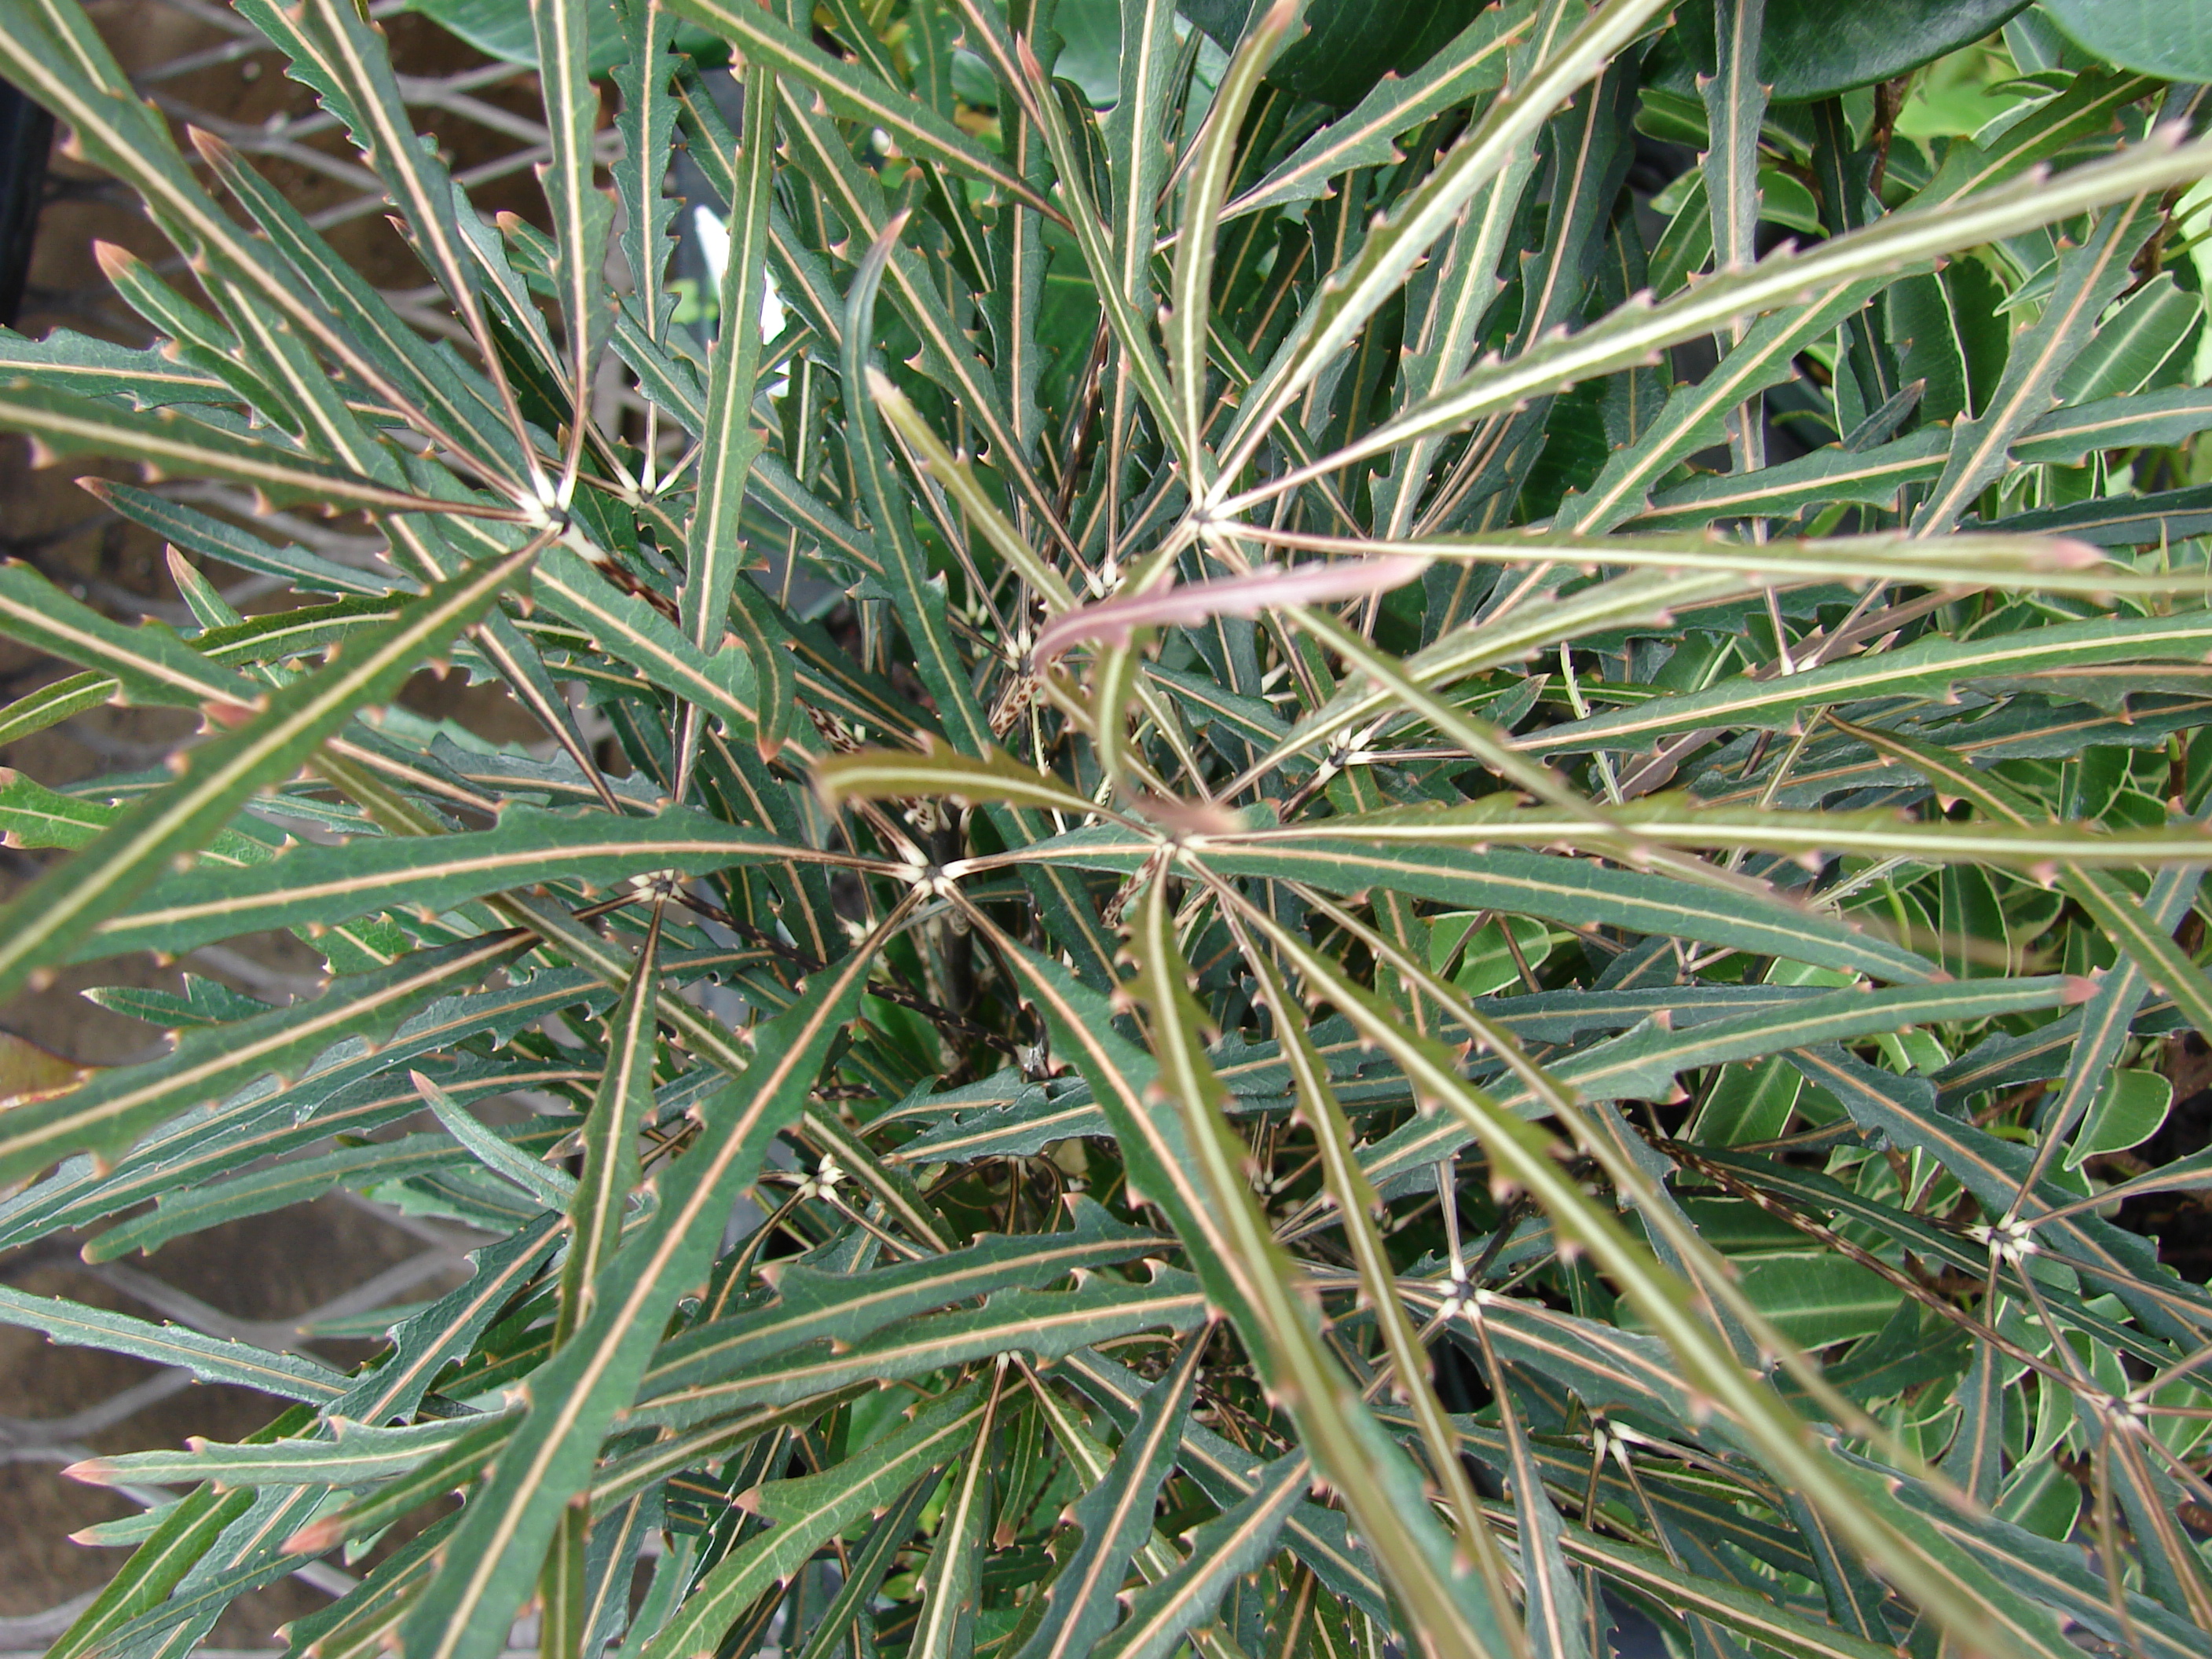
[640,1385,989,1659]
[399,945,876,1659]
[0,544,533,1011]
[0,1286,344,1402]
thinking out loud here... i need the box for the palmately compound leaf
[0,547,533,1011]
[641,1383,991,1659]
[0,934,529,1185]
[1013,1338,1203,1659]
[398,948,875,1659]
[0,5,2207,1658]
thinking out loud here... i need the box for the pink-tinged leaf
[1032,559,1428,663]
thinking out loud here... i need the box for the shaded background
[0,3,569,1646]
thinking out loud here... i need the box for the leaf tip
[284,1518,341,1555]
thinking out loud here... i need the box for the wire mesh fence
[0,1,577,1647]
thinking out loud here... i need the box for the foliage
[2043,0,2212,83]
[1,2,2211,1657]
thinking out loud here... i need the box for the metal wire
[1,0,561,1646]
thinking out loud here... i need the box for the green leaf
[632,1271,1209,1431]
[407,0,622,68]
[398,946,875,1659]
[1880,1454,2212,1659]
[557,914,662,1339]
[1243,939,1513,1626]
[0,669,114,749]
[1089,1453,1309,1659]
[613,0,679,328]
[2069,1066,2172,1167]
[0,559,262,709]
[1514,1510,1925,1659]
[833,244,1116,984]
[293,0,547,491]
[1636,386,2212,526]
[1116,877,1518,1657]
[847,225,994,758]
[1537,610,2212,753]
[0,934,526,1187]
[0,378,519,518]
[0,0,482,493]
[1187,0,1492,109]
[818,740,1106,823]
[2044,0,2212,80]
[1251,926,2045,1654]
[87,1132,501,1256]
[530,0,613,489]
[788,1474,937,1659]
[0,544,533,1012]
[2056,272,2202,402]
[416,1069,576,1210]
[674,48,777,790]
[1014,35,1186,475]
[1254,127,2212,500]
[1016,1339,1204,1659]
[34,1053,587,1261]
[1212,0,1676,485]
[78,804,858,962]
[90,480,411,598]
[1914,196,2156,532]
[1561,284,1878,531]
[46,1482,258,1659]
[766,86,1074,568]
[1035,830,1941,980]
[1057,1349,1388,1621]
[1675,0,2031,103]
[191,127,529,482]
[1336,974,2086,1204]
[1833,714,2212,1052]
[1167,0,1299,478]
[908,1374,1003,1659]
[1699,0,1767,280]
[1103,0,1178,326]
[1790,1045,2212,1345]
[2034,860,2196,1170]
[1980,482,2212,546]
[639,1198,1164,1408]
[529,541,766,748]
[665,0,1053,220]
[280,1514,460,1659]
[9,0,2212,1646]
[1226,0,1533,218]
[95,240,298,423]
[0,320,244,408]
[640,1385,989,1659]
[0,601,429,764]
[1731,1251,1898,1348]
[68,1412,500,1491]
[337,1210,569,1426]
[871,383,1078,611]
[0,1286,345,1402]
